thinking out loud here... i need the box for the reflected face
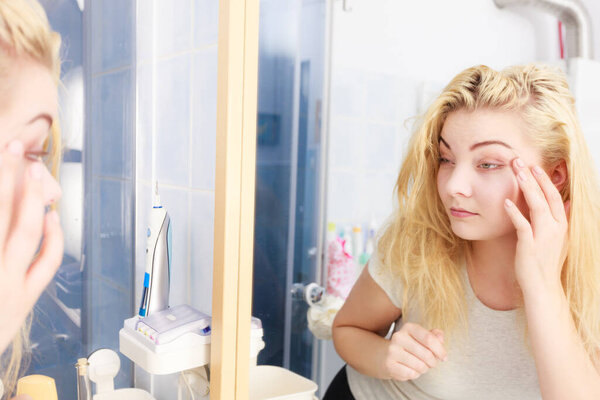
[0,56,61,206]
[436,108,542,241]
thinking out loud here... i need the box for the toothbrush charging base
[119,316,211,375]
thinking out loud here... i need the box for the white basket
[93,388,155,400]
[249,365,318,400]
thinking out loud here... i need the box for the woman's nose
[445,166,473,197]
[40,165,62,206]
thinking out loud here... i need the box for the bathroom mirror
[251,0,600,398]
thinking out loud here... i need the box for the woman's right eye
[438,157,452,164]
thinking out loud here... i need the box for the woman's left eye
[25,151,49,164]
[480,162,502,170]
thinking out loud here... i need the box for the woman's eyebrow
[27,113,53,127]
[439,136,513,151]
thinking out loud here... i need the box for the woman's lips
[450,208,477,217]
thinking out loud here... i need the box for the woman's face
[0,56,61,206]
[436,108,542,241]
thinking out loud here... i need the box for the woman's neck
[466,232,522,309]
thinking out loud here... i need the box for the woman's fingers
[386,324,448,381]
[430,328,445,343]
[401,335,440,369]
[4,163,45,273]
[0,141,25,255]
[388,361,422,381]
[24,210,63,302]
[405,322,447,361]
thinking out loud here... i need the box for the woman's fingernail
[30,163,43,180]
[9,140,23,155]
[515,158,525,168]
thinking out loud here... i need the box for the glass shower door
[252,0,327,382]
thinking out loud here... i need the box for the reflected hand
[380,322,447,381]
[0,141,64,354]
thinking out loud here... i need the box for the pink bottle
[326,234,356,300]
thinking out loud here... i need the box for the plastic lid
[251,317,262,330]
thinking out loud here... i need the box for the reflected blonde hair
[379,63,600,364]
[0,0,61,397]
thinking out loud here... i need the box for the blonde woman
[328,64,600,399]
[0,0,64,398]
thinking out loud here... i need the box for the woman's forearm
[523,283,600,400]
[332,325,391,379]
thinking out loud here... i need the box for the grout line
[150,43,218,65]
[187,191,192,305]
[95,175,134,182]
[137,179,215,193]
[92,271,130,294]
[92,64,134,79]
[187,0,195,305]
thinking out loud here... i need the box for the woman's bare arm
[332,264,402,378]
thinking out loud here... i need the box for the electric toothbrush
[138,182,172,317]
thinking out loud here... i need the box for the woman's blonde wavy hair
[0,0,61,397]
[378,63,600,365]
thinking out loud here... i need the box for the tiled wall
[86,0,136,389]
[326,0,561,228]
[134,1,218,398]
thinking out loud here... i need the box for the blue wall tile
[92,70,134,179]
[93,179,133,290]
[90,278,132,388]
[91,0,134,73]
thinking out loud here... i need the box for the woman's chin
[451,223,514,241]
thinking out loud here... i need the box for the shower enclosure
[252,0,331,393]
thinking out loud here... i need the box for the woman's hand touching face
[0,141,64,354]
[0,57,64,354]
[504,158,569,294]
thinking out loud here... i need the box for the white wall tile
[365,73,402,123]
[135,182,152,304]
[155,0,193,57]
[330,67,366,118]
[155,54,192,186]
[328,117,364,170]
[191,47,218,190]
[363,123,398,171]
[194,0,219,48]
[158,186,191,306]
[190,191,215,314]
[137,64,154,182]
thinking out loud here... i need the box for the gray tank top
[346,256,541,400]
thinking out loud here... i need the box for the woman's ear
[549,159,568,191]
